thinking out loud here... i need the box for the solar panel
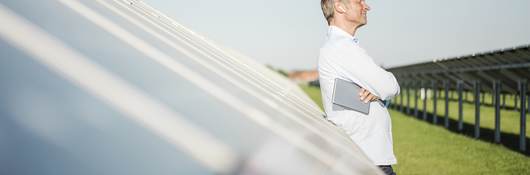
[0,0,380,174]
[389,44,530,93]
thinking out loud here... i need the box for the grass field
[299,85,530,175]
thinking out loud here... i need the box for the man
[318,0,400,174]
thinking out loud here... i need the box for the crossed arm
[328,44,400,103]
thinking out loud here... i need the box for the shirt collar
[328,25,360,44]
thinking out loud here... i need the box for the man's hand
[359,88,380,103]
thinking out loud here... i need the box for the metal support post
[432,80,438,124]
[423,81,428,121]
[474,80,481,139]
[414,82,419,117]
[458,81,464,132]
[400,86,404,112]
[519,80,527,152]
[444,80,450,128]
[406,82,411,115]
[480,92,486,104]
[494,80,501,143]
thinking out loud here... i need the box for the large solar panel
[389,45,530,93]
[0,0,381,174]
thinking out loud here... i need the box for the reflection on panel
[0,0,381,174]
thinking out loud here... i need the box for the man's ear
[334,1,346,14]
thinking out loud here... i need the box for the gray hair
[321,0,348,25]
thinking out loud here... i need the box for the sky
[146,0,530,70]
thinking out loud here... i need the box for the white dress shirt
[318,26,400,165]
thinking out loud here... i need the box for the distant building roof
[288,70,318,83]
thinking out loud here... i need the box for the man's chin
[358,21,367,28]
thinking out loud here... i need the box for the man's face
[343,0,370,27]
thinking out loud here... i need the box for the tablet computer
[332,78,370,115]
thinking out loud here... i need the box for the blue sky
[146,0,530,70]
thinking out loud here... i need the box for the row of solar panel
[389,45,530,93]
[0,0,381,174]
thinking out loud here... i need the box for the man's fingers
[363,90,370,98]
[370,96,380,102]
[359,88,379,103]
[359,88,364,99]
[364,94,374,103]
[360,89,369,101]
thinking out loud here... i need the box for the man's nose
[364,3,371,11]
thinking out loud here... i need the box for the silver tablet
[332,78,370,114]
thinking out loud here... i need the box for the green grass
[391,110,530,174]
[299,85,530,175]
[300,85,324,110]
